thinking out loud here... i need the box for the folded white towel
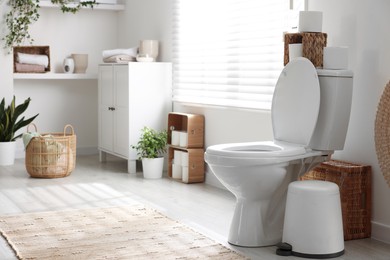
[102,47,138,59]
[103,54,136,63]
[17,52,49,68]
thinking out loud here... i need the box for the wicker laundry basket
[25,124,76,178]
[301,159,372,240]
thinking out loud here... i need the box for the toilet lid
[272,58,320,146]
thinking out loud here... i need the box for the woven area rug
[0,206,247,260]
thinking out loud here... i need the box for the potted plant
[0,96,39,165]
[3,0,98,51]
[131,126,168,179]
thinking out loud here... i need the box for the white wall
[11,7,118,156]
[308,0,390,244]
[116,0,390,243]
[0,1,13,100]
[116,0,172,62]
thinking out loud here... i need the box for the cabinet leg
[128,160,136,174]
[99,150,107,162]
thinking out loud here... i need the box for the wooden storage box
[301,159,372,240]
[13,45,50,73]
[284,32,327,67]
[168,112,204,148]
[168,147,205,183]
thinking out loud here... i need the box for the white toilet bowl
[206,141,327,246]
[205,58,353,247]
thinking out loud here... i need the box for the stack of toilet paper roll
[172,150,190,183]
[289,11,349,70]
[171,130,188,147]
[323,46,349,70]
[289,11,324,61]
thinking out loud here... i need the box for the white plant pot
[141,157,164,179]
[0,141,16,166]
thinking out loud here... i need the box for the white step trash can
[276,180,344,258]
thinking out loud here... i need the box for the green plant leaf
[0,96,38,142]
[131,126,168,159]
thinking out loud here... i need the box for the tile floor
[0,155,389,260]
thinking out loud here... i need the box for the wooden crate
[168,147,205,183]
[13,45,50,73]
[284,32,327,67]
[301,159,372,240]
[167,112,204,148]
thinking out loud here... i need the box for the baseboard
[76,147,99,156]
[372,221,390,244]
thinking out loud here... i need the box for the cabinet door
[113,65,130,157]
[98,65,114,151]
[128,63,172,153]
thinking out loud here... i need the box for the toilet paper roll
[299,11,323,32]
[174,150,182,165]
[181,152,189,167]
[289,43,303,61]
[179,132,188,147]
[323,47,349,70]
[171,130,180,146]
[182,166,189,183]
[172,163,182,179]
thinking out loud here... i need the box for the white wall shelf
[39,1,125,11]
[14,73,98,80]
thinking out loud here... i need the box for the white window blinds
[172,0,289,110]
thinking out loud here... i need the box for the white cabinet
[98,63,172,173]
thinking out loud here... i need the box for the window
[172,0,301,110]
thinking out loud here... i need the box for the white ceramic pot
[139,40,159,61]
[141,157,164,179]
[71,54,88,73]
[0,141,16,166]
[63,58,75,74]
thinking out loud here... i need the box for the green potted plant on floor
[131,126,167,179]
[0,96,39,165]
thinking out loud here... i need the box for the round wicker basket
[375,80,390,187]
[25,124,76,178]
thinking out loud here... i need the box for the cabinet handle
[108,107,116,111]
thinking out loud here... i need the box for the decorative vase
[0,141,16,166]
[141,157,164,179]
[63,58,75,74]
[71,54,88,73]
[139,40,159,62]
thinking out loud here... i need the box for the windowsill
[172,100,271,114]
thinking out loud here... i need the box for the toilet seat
[206,141,305,158]
[205,141,323,167]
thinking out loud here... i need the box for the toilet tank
[309,69,353,151]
